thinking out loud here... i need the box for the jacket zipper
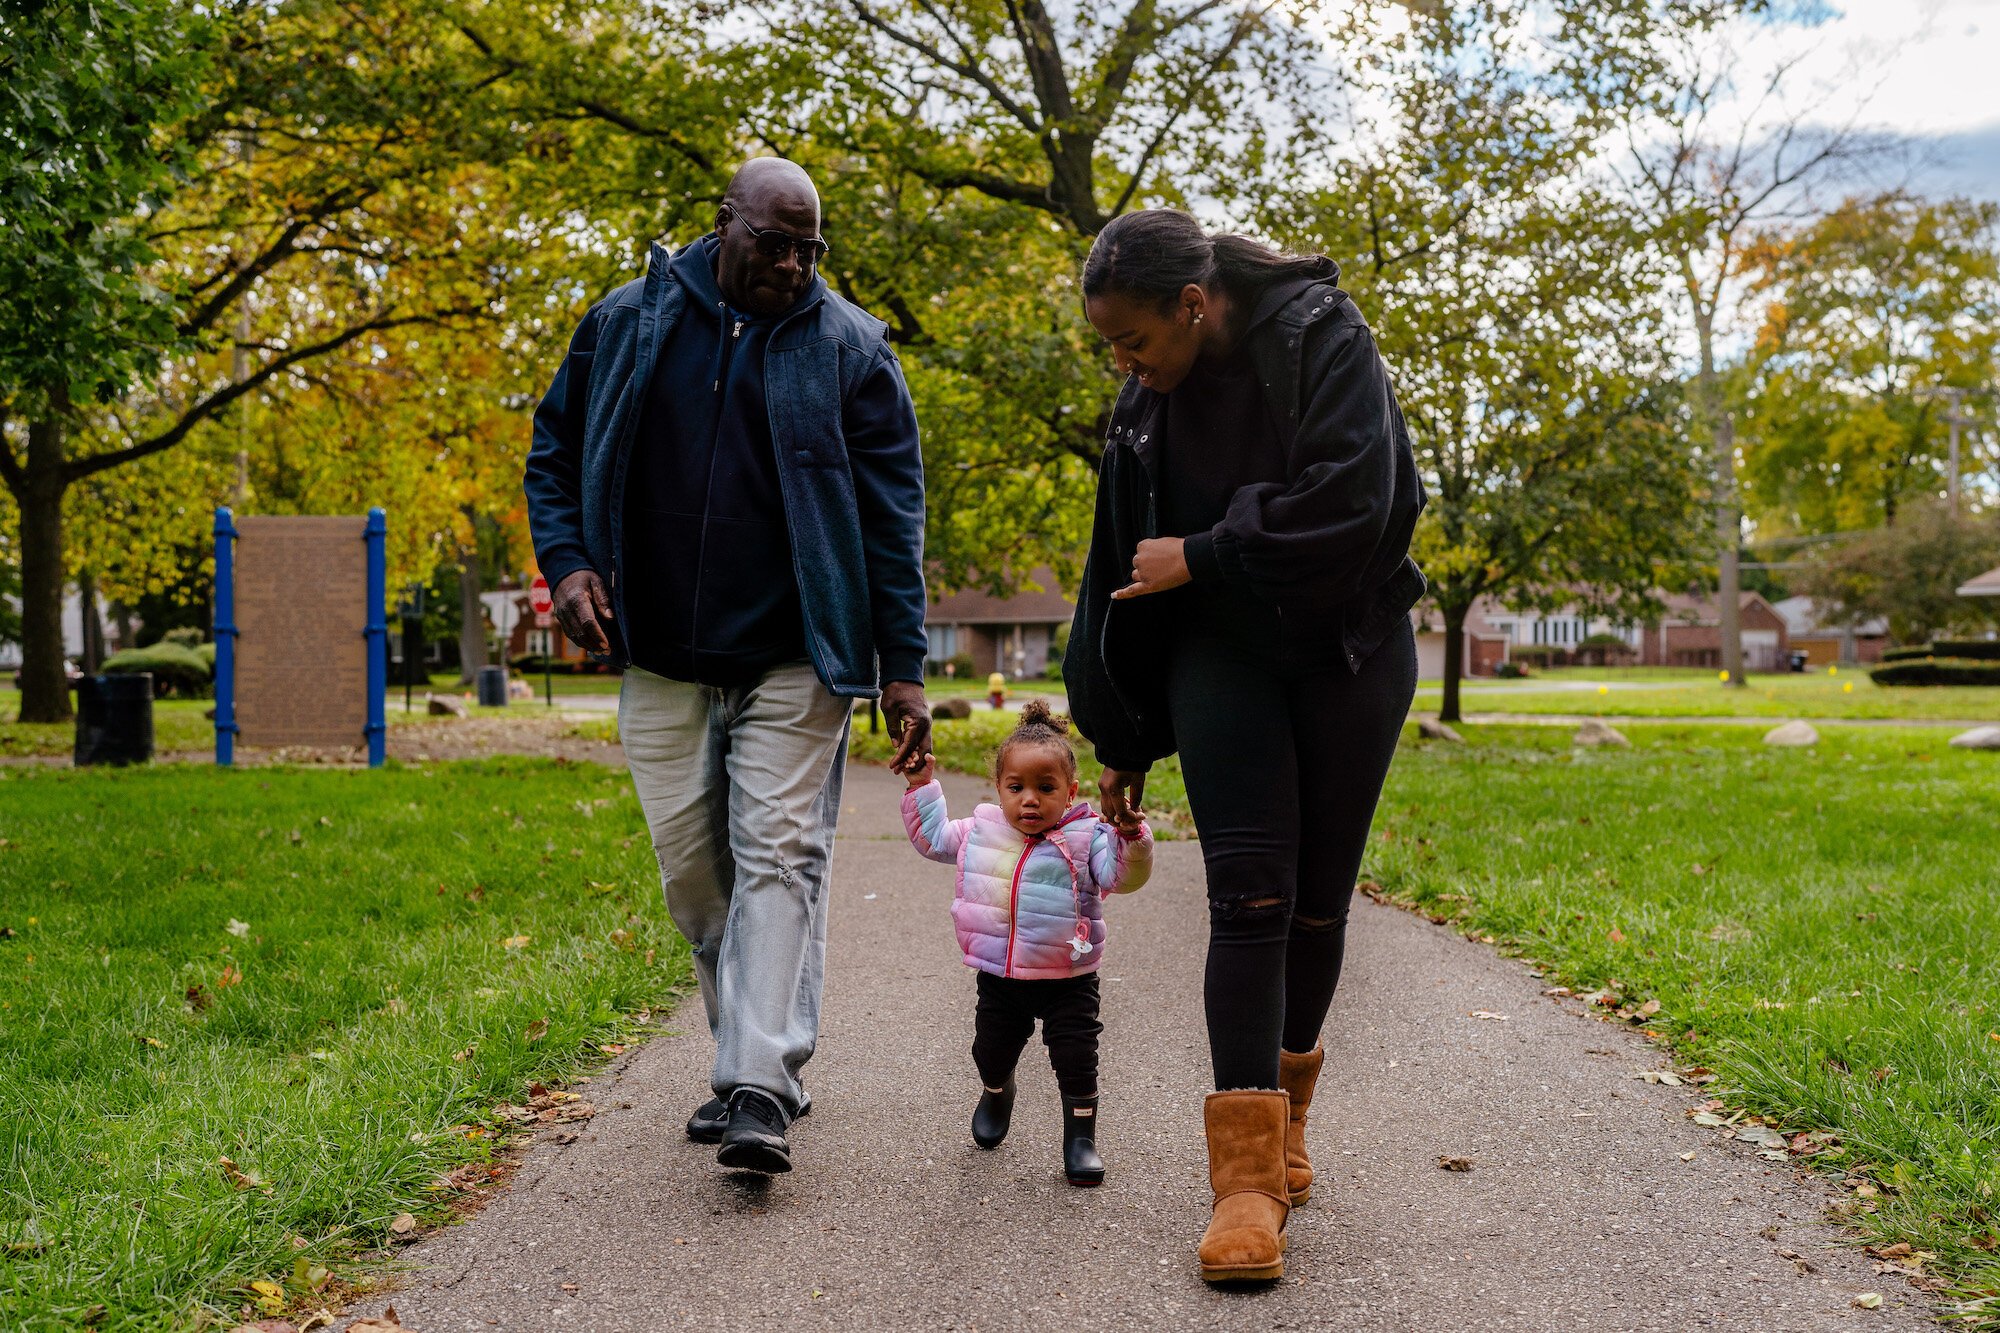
[1003,834,1038,977]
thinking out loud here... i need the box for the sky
[1743,0,2000,202]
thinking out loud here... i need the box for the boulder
[425,693,467,719]
[1417,717,1463,743]
[1948,725,2000,750]
[931,697,974,721]
[1574,719,1629,748]
[1762,720,1819,747]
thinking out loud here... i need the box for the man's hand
[904,752,937,788]
[1111,537,1192,601]
[1098,767,1147,834]
[553,569,614,656]
[881,680,931,774]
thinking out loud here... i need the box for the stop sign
[528,574,553,615]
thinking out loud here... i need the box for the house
[1959,564,2000,600]
[486,585,601,667]
[925,569,1074,678]
[1415,589,1793,677]
[1639,591,1791,672]
[1773,596,1887,666]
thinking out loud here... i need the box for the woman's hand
[1098,767,1148,835]
[1111,537,1191,600]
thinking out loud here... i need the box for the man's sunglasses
[721,207,830,268]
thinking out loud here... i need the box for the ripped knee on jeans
[1210,894,1288,922]
[1292,911,1345,936]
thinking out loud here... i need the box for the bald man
[525,158,930,1175]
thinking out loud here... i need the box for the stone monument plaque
[235,515,369,748]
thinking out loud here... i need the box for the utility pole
[1937,386,1971,509]
[232,129,254,507]
[1716,410,1744,686]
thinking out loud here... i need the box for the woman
[1063,209,1425,1283]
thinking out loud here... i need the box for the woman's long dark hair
[1081,209,1332,312]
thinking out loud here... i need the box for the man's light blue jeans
[619,662,852,1119]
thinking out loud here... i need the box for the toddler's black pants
[971,971,1101,1100]
[1167,618,1418,1091]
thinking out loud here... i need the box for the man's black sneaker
[716,1089,792,1174]
[690,1093,809,1144]
[686,1096,729,1144]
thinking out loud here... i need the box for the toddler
[901,701,1152,1185]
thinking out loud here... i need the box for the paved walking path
[349,763,1927,1331]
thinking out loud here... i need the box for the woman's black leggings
[1167,618,1417,1090]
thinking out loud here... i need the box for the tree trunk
[1441,609,1465,724]
[78,568,105,675]
[1715,411,1744,685]
[457,507,487,685]
[15,413,73,723]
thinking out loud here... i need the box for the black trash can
[75,673,155,766]
[476,664,509,708]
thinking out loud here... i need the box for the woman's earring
[1193,311,1204,325]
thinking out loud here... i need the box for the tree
[1798,501,2000,645]
[1740,193,2000,533]
[1616,6,1893,687]
[1,0,581,721]
[1268,0,1710,722]
[0,0,212,719]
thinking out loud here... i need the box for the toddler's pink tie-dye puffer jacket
[901,779,1152,979]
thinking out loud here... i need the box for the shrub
[191,642,216,670]
[157,626,206,649]
[1510,644,1562,666]
[510,655,576,675]
[948,652,976,681]
[1880,645,1935,663]
[1869,657,2000,687]
[101,642,212,697]
[1578,632,1630,650]
[1931,639,2000,662]
[1495,660,1532,679]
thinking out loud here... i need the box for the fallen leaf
[451,1045,474,1063]
[1607,927,1627,944]
[226,1321,301,1333]
[1679,1151,1696,1161]
[1437,1156,1474,1172]
[219,1156,268,1192]
[1852,1293,1882,1309]
[1691,1111,1728,1127]
[343,1305,413,1332]
[608,929,636,952]
[1468,1010,1508,1021]
[503,935,530,950]
[524,1018,549,1043]
[598,1044,627,1056]
[291,1257,332,1293]
[388,1214,417,1236]
[226,919,251,938]
[560,1283,579,1293]
[1637,999,1662,1018]
[185,984,211,1012]
[217,963,243,989]
[141,1035,166,1049]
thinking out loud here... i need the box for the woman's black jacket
[1062,268,1427,773]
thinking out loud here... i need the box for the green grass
[0,759,689,1332]
[877,710,2000,1319]
[1415,667,2000,720]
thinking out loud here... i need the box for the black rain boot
[972,1077,1017,1149]
[1062,1095,1104,1187]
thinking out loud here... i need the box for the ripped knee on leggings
[1210,894,1288,922]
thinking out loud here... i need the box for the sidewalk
[343,764,1929,1331]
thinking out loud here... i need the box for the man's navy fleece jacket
[523,235,928,696]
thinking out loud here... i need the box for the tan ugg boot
[1278,1045,1325,1204]
[1198,1090,1291,1283]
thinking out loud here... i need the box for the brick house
[1638,591,1791,671]
[925,569,1075,679]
